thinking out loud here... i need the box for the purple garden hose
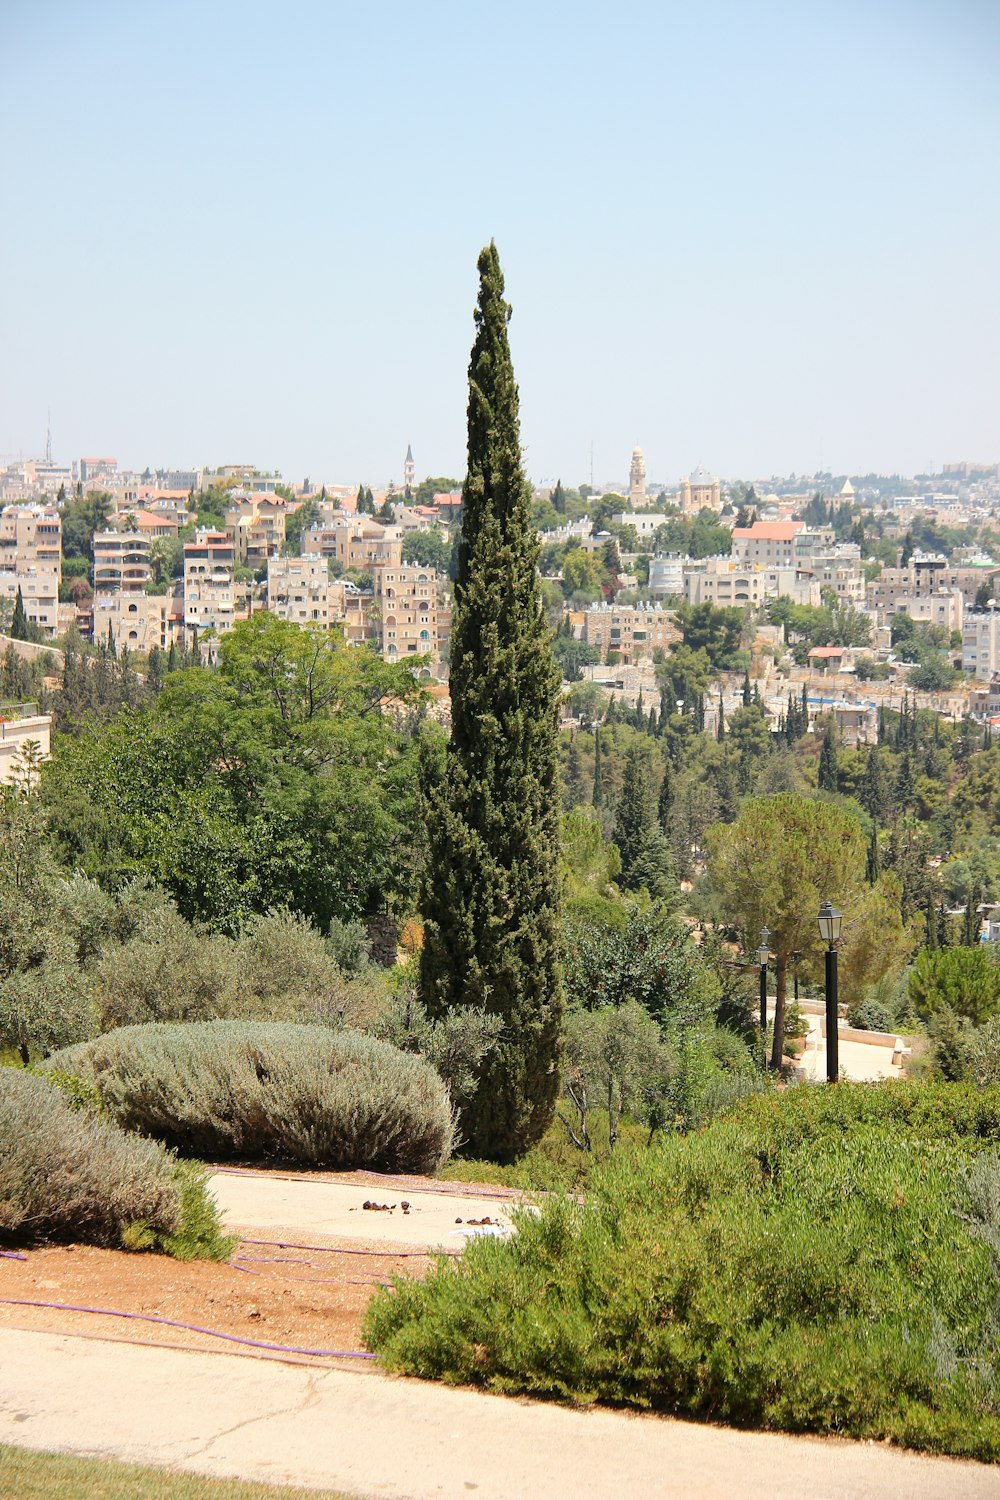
[0,1297,375,1359]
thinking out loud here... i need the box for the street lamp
[757,925,770,1064]
[817,901,842,1083]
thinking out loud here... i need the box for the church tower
[404,443,415,495]
[629,444,647,509]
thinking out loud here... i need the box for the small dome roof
[689,465,715,485]
[840,478,855,496]
[632,445,644,459]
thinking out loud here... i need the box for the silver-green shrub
[0,1068,181,1245]
[51,1021,456,1172]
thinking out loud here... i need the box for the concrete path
[1,1326,995,1500]
[208,1170,517,1250]
[797,1012,903,1082]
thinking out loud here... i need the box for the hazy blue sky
[2,0,998,488]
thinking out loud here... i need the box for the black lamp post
[757,925,770,1065]
[817,901,842,1083]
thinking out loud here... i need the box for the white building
[962,609,1000,681]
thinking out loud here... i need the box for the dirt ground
[0,1168,528,1369]
[0,1237,417,1364]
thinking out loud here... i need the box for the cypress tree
[646,705,658,736]
[592,727,604,807]
[657,752,673,833]
[717,696,725,741]
[564,736,584,809]
[894,749,915,811]
[11,586,29,641]
[865,825,880,885]
[742,671,752,707]
[818,729,839,792]
[418,243,563,1162]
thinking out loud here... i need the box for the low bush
[50,1021,455,1172]
[847,997,896,1033]
[0,1067,231,1257]
[365,1081,1000,1460]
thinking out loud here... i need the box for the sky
[1,0,998,490]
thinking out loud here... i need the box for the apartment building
[267,555,339,627]
[583,602,678,664]
[92,590,184,654]
[647,554,684,599]
[375,565,444,662]
[682,558,820,609]
[93,530,152,594]
[302,517,403,571]
[226,496,287,568]
[962,609,1000,681]
[0,700,52,785]
[886,589,964,634]
[0,504,62,636]
[730,520,805,567]
[183,530,236,639]
[867,554,1000,615]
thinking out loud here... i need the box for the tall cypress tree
[418,243,563,1162]
[818,729,839,792]
[592,727,604,807]
[11,586,29,641]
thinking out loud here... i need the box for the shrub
[848,997,896,1033]
[233,908,384,1032]
[50,1021,456,1172]
[365,1081,1000,1460]
[909,946,1000,1026]
[0,1067,230,1257]
[966,1018,1000,1087]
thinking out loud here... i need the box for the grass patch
[365,1081,1000,1461]
[0,1445,355,1500]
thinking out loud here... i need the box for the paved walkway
[1,1326,995,1500]
[208,1169,518,1250]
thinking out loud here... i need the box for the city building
[0,504,62,636]
[611,510,669,540]
[647,554,684,599]
[962,609,1000,681]
[678,465,722,515]
[183,530,236,640]
[0,700,52,785]
[682,557,821,608]
[225,496,286,568]
[404,444,415,494]
[375,565,445,663]
[629,446,647,509]
[92,530,152,594]
[266,555,339,628]
[302,517,403,571]
[92,590,184,654]
[582,602,678,664]
[730,519,805,567]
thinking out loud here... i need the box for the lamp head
[817,901,842,945]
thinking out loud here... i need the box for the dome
[689,465,715,485]
[840,478,855,496]
[632,445,644,459]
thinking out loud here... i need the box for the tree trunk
[769,956,787,1071]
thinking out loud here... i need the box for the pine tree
[592,727,604,807]
[818,729,839,792]
[418,243,563,1162]
[11,586,29,641]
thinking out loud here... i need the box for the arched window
[419,629,430,641]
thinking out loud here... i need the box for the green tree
[11,586,29,641]
[418,244,564,1162]
[818,729,839,793]
[402,530,451,572]
[859,747,892,824]
[592,726,604,807]
[708,795,872,1069]
[612,745,672,895]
